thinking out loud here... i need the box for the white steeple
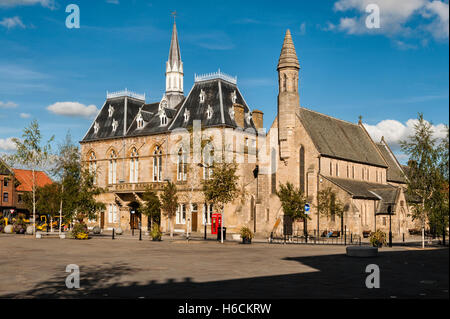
[164,19,184,108]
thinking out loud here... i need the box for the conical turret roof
[168,21,182,68]
[277,29,300,70]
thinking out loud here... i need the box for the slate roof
[298,108,387,167]
[323,176,400,214]
[83,96,144,142]
[81,77,256,143]
[376,141,407,184]
[168,22,182,69]
[169,78,257,131]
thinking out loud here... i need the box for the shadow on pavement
[3,248,448,299]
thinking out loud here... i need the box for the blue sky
[0,0,448,162]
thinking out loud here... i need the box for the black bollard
[112,228,115,240]
[139,227,142,241]
[344,225,347,245]
[351,233,353,244]
[403,233,405,243]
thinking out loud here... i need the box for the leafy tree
[8,120,54,234]
[74,168,105,222]
[276,182,309,237]
[51,132,81,232]
[22,183,61,223]
[49,133,104,226]
[202,161,239,242]
[400,113,441,248]
[429,126,449,243]
[317,187,345,235]
[140,187,161,230]
[160,181,178,238]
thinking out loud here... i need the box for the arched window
[88,151,97,184]
[137,113,144,129]
[283,74,287,92]
[299,146,305,193]
[203,143,214,180]
[177,147,187,181]
[153,146,163,182]
[160,113,168,126]
[271,148,277,194]
[130,147,139,183]
[108,150,117,185]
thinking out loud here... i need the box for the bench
[36,231,66,239]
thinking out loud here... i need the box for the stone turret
[277,29,300,161]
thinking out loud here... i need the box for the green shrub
[150,223,162,241]
[369,230,387,247]
[239,226,254,240]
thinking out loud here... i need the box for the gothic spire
[277,29,300,70]
[168,21,182,69]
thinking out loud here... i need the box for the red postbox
[211,213,222,235]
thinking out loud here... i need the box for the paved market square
[0,234,448,299]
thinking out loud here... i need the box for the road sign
[304,204,310,214]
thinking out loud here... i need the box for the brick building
[0,159,53,219]
[80,23,416,238]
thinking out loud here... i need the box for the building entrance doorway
[191,204,198,232]
[129,202,141,230]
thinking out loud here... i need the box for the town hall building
[80,22,416,239]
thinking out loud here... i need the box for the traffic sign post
[304,204,310,215]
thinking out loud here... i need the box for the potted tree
[240,226,254,244]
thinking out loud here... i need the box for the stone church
[80,22,415,238]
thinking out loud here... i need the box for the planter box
[232,234,241,241]
[242,238,252,244]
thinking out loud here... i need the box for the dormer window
[160,112,168,126]
[159,97,168,111]
[108,105,115,117]
[229,105,235,120]
[206,105,213,119]
[199,89,206,104]
[137,113,144,129]
[184,109,190,122]
[112,119,118,132]
[231,90,237,104]
[245,112,252,125]
[93,122,99,134]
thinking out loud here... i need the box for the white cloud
[0,137,16,151]
[19,113,30,118]
[47,102,99,119]
[328,0,449,41]
[0,0,55,8]
[0,16,25,29]
[424,0,449,39]
[364,118,448,151]
[0,101,18,108]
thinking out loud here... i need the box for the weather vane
[171,11,177,22]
